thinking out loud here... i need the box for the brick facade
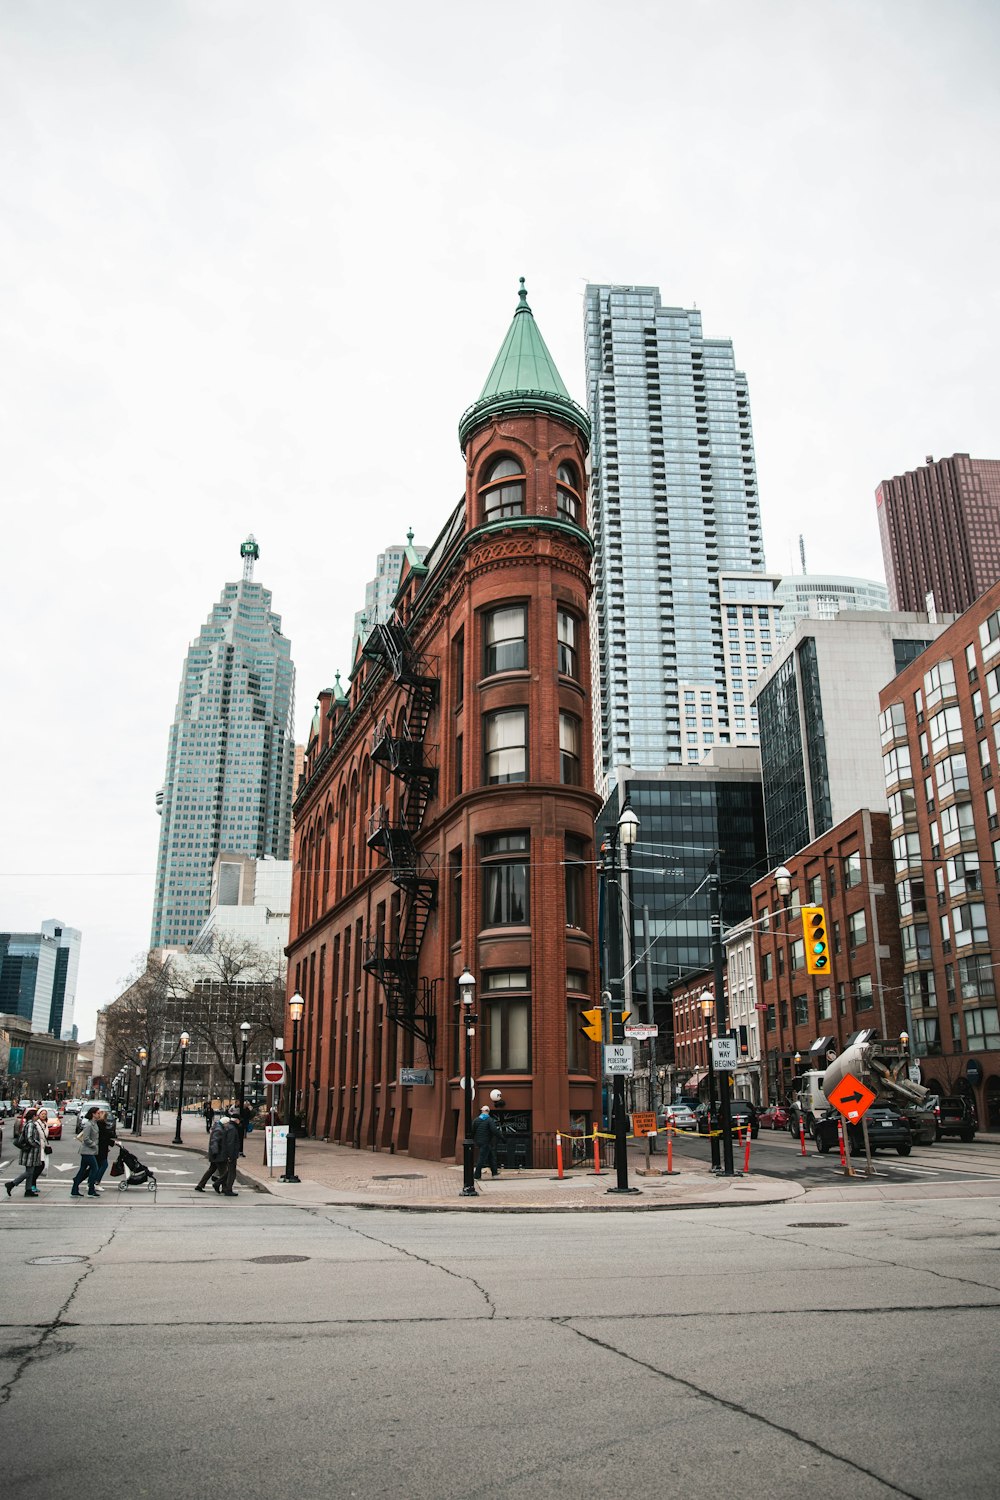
[287,319,603,1162]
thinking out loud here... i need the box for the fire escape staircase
[361,617,439,1063]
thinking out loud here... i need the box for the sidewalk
[134,1117,805,1212]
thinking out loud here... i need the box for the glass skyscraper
[150,537,296,949]
[584,285,768,791]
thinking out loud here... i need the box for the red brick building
[286,283,603,1161]
[877,453,1000,614]
[751,809,906,1103]
[879,578,1000,1125]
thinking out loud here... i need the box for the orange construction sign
[631,1111,658,1137]
[827,1072,877,1123]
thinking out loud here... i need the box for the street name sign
[263,1060,286,1085]
[827,1072,876,1123]
[624,1023,658,1040]
[604,1044,634,1075]
[711,1036,739,1070]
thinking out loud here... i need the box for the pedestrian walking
[93,1109,117,1187]
[71,1107,101,1198]
[203,1101,215,1134]
[471,1103,501,1179]
[195,1112,239,1195]
[5,1107,47,1197]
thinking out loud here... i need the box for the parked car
[695,1099,759,1139]
[659,1103,698,1130]
[814,1106,912,1156]
[925,1094,978,1142]
[758,1103,790,1130]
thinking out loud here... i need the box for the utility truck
[790,1030,929,1139]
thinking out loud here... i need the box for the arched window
[480,456,525,522]
[556,462,581,524]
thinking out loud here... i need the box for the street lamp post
[237,1020,251,1155]
[279,994,304,1184]
[774,865,794,1101]
[459,967,477,1196]
[172,1032,190,1145]
[700,990,721,1170]
[131,1047,148,1137]
[606,801,640,1195]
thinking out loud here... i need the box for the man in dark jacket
[216,1115,240,1195]
[471,1104,501,1180]
[195,1113,231,1194]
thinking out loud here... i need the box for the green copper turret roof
[459,279,590,450]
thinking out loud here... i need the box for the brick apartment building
[751,809,906,1103]
[877,453,1000,615]
[879,577,1000,1126]
[286,284,603,1162]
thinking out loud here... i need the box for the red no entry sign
[263,1060,286,1085]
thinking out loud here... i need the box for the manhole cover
[249,1254,310,1264]
[29,1255,88,1265]
[786,1222,847,1229]
[372,1174,426,1181]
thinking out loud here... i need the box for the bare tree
[103,952,183,1086]
[167,932,286,1094]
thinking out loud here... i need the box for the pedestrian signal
[802,904,829,973]
[581,1008,604,1043]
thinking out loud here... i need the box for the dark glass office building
[597,759,768,1048]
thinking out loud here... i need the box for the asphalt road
[2,1141,1000,1500]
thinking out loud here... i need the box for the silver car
[659,1103,698,1130]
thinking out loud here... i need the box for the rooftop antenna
[240,534,259,582]
[799,534,807,576]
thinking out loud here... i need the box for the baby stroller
[112,1144,157,1196]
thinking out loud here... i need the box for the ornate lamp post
[131,1047,148,1137]
[237,1019,251,1154]
[172,1032,190,1145]
[700,990,721,1170]
[279,994,304,1184]
[459,967,477,1196]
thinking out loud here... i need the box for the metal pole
[643,904,655,1116]
[237,1033,249,1156]
[172,1047,188,1145]
[712,866,735,1175]
[461,1011,477,1195]
[280,1016,301,1183]
[607,823,637,1195]
[705,1007,720,1170]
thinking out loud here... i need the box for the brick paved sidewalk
[136,1116,804,1212]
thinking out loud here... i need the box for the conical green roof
[459,279,590,450]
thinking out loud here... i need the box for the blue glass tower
[150,537,296,948]
[584,285,767,790]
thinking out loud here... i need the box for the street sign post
[624,1023,658,1041]
[604,1044,634,1075]
[711,1036,738,1071]
[827,1072,876,1123]
[262,1060,286,1086]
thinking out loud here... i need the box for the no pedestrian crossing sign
[604,1044,634,1075]
[263,1060,286,1085]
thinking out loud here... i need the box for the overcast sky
[2,0,998,1041]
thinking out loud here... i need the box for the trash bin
[123,1109,134,1130]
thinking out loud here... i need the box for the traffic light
[802,904,830,973]
[580,1008,604,1043]
[252,1063,262,1083]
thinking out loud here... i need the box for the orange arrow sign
[827,1072,877,1123]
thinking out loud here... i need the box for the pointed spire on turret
[458,279,590,450]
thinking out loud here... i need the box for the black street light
[700,990,721,1171]
[237,1020,251,1155]
[172,1032,190,1145]
[605,801,640,1196]
[279,993,304,1184]
[131,1048,148,1136]
[459,967,477,1197]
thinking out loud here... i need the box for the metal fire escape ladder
[361,617,439,1064]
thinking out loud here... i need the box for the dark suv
[927,1094,978,1142]
[893,1102,937,1145]
[814,1107,912,1156]
[695,1099,759,1139]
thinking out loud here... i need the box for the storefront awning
[681,1069,708,1093]
[809,1035,835,1054]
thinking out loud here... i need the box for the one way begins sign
[827,1072,877,1123]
